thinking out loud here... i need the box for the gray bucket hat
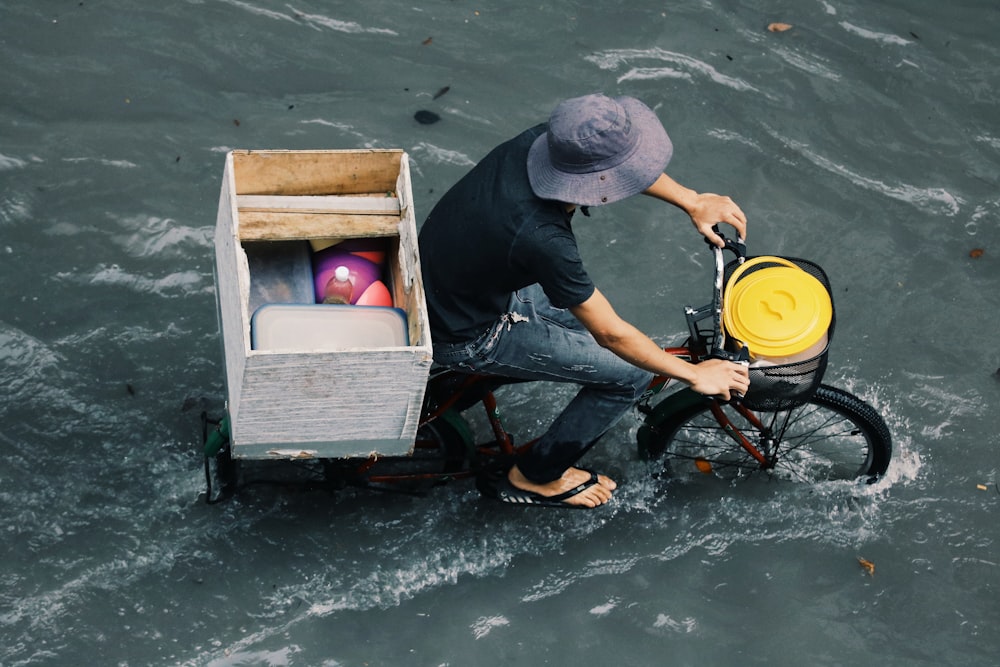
[527,93,673,207]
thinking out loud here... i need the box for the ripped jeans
[432,284,654,483]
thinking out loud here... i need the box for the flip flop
[478,466,607,509]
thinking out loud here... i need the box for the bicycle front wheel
[638,385,892,483]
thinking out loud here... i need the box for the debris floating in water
[969,248,984,258]
[432,86,451,100]
[857,557,875,576]
[768,22,793,32]
[414,110,441,125]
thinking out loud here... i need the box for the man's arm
[570,287,749,400]
[642,173,747,247]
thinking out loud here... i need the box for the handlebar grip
[730,357,749,406]
[708,224,747,260]
[709,345,749,364]
[708,346,749,406]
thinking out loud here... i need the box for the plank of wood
[237,195,401,215]
[237,212,400,241]
[232,149,402,196]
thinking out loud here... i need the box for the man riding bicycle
[418,93,749,508]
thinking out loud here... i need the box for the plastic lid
[334,265,350,281]
[723,264,832,357]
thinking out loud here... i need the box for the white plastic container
[251,304,408,351]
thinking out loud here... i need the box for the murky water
[2,1,998,665]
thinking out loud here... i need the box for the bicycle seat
[426,366,530,413]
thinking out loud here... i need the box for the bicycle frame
[649,232,775,468]
[415,229,780,475]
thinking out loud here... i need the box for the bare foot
[508,465,617,508]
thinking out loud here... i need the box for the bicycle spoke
[765,403,873,480]
[659,414,760,474]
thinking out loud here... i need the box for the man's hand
[689,358,750,400]
[687,193,747,247]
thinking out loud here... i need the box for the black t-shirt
[418,124,596,344]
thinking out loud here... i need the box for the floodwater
[2,1,998,665]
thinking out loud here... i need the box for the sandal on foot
[479,468,607,509]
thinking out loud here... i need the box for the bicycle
[204,230,891,499]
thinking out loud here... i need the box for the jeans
[432,284,654,483]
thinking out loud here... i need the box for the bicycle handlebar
[704,225,748,364]
[702,226,750,404]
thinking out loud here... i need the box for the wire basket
[723,257,836,412]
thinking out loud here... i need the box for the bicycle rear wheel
[359,409,474,482]
[638,385,891,483]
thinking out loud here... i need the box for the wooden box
[214,149,432,459]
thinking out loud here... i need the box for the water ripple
[410,142,476,168]
[113,215,213,259]
[54,264,212,298]
[61,157,138,169]
[0,152,28,170]
[218,0,397,35]
[769,45,843,81]
[764,127,963,216]
[288,5,397,35]
[585,48,762,95]
[0,196,31,227]
[0,324,64,401]
[471,614,510,639]
[839,21,913,47]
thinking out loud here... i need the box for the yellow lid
[723,259,832,358]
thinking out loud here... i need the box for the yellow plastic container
[723,257,832,366]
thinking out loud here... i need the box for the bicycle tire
[637,385,891,483]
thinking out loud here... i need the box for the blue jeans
[432,284,654,483]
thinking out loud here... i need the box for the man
[418,93,749,508]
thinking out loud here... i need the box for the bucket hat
[527,93,672,207]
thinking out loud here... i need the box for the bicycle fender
[636,389,709,459]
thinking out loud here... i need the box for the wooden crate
[214,149,432,459]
